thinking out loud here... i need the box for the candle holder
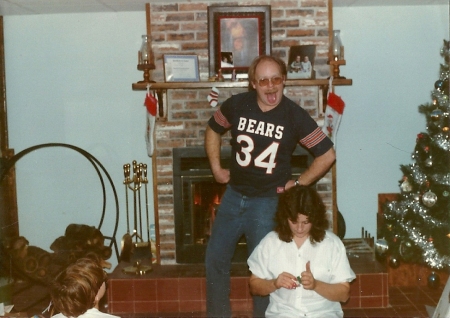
[329,59,346,79]
[137,64,156,84]
[328,30,346,79]
[137,34,156,84]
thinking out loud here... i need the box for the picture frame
[287,45,316,79]
[163,54,200,82]
[207,5,272,79]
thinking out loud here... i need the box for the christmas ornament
[427,272,440,289]
[425,156,433,167]
[443,191,449,197]
[375,238,389,261]
[399,240,416,262]
[443,112,450,130]
[400,178,412,192]
[388,255,400,269]
[430,108,442,121]
[435,79,444,91]
[422,190,437,207]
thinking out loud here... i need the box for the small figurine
[231,69,236,81]
[217,69,225,82]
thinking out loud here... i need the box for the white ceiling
[0,0,447,16]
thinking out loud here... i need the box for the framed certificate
[163,54,200,82]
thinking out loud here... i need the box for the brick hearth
[107,254,389,315]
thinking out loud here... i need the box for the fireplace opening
[173,146,313,264]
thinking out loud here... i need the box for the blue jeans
[205,185,279,318]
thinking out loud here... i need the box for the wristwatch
[294,179,300,187]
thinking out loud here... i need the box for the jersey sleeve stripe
[300,127,327,148]
[213,109,231,129]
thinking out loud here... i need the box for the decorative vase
[331,30,343,61]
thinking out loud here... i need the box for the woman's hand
[275,272,299,290]
[300,261,316,290]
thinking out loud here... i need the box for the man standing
[204,55,336,317]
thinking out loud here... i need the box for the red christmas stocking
[144,92,157,156]
[322,90,345,146]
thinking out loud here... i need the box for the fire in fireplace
[173,146,313,264]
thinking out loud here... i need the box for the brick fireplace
[152,84,332,264]
[138,0,336,264]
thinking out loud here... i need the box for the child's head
[50,254,106,317]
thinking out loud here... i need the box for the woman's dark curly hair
[275,186,329,244]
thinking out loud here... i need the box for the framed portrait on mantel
[208,5,272,79]
[287,45,316,79]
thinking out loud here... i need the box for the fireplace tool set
[121,160,153,275]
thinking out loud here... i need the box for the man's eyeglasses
[256,76,284,87]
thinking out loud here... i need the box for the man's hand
[212,168,230,184]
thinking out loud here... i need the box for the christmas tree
[378,40,450,275]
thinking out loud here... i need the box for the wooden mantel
[132,78,353,90]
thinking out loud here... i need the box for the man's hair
[275,186,329,244]
[50,254,105,317]
[247,55,287,84]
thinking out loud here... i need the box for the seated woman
[49,254,119,318]
[248,186,355,318]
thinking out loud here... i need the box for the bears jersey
[208,90,333,197]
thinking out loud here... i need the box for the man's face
[251,59,285,111]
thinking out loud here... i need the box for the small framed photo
[163,54,200,82]
[287,45,316,79]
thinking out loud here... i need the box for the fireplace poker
[142,164,150,244]
[121,163,133,261]
[137,163,144,238]
[131,160,143,243]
